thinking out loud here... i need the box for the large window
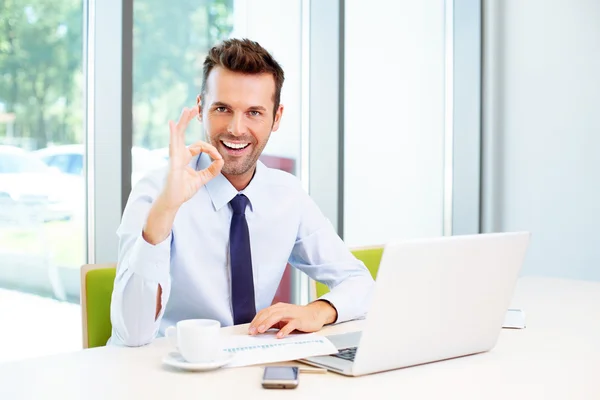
[0,0,84,362]
[0,0,311,363]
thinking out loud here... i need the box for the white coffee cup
[165,319,221,363]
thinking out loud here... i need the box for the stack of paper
[221,332,338,368]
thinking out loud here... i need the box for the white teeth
[222,141,249,149]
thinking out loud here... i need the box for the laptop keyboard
[332,347,357,362]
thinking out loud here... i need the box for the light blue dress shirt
[109,154,374,346]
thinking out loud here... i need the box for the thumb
[196,159,224,184]
[206,158,224,176]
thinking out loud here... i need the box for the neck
[223,165,257,191]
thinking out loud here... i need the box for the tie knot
[230,194,249,215]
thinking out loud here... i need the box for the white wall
[482,0,600,280]
[232,0,302,163]
[344,0,446,246]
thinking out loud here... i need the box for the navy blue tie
[229,194,257,325]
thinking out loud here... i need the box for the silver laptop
[301,232,531,376]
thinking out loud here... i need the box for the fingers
[249,304,282,335]
[186,141,224,183]
[175,107,198,134]
[257,313,287,334]
[169,107,198,159]
[272,321,287,330]
[175,108,187,132]
[249,308,274,335]
[187,140,222,160]
[277,321,298,339]
[173,108,188,146]
[202,158,224,179]
[195,160,223,185]
[168,121,178,158]
[249,303,293,335]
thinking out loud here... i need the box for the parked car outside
[34,144,167,186]
[0,145,78,224]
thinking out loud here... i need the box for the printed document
[221,332,338,368]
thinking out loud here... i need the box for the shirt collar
[195,153,266,212]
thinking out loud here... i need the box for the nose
[227,111,247,137]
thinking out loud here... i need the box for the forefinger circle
[187,141,223,160]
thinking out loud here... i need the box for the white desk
[0,277,599,399]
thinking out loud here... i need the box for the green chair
[80,264,116,348]
[315,246,384,298]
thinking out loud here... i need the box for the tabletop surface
[0,276,599,400]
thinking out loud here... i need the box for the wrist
[309,300,338,326]
[143,196,179,245]
[155,193,182,215]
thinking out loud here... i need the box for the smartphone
[261,366,299,389]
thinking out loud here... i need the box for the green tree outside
[0,0,83,149]
[0,0,233,151]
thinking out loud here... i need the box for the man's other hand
[248,300,338,339]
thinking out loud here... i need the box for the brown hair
[201,38,285,117]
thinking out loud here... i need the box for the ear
[196,95,203,121]
[271,104,284,132]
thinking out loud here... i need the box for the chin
[223,157,259,176]
[222,164,253,176]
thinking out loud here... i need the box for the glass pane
[131,0,236,185]
[132,0,302,303]
[344,1,446,246]
[0,0,84,362]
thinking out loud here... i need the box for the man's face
[199,67,283,177]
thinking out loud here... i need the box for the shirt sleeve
[109,168,172,347]
[288,191,375,324]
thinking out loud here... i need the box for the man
[109,38,374,347]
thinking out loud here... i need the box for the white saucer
[162,351,235,371]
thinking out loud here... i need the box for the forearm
[319,273,375,323]
[142,196,179,317]
[110,265,170,346]
[111,206,174,345]
[143,195,179,245]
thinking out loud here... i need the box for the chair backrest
[315,246,384,298]
[80,264,116,348]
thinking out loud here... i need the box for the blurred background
[0,0,598,363]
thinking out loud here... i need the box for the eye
[215,106,228,113]
[249,110,261,117]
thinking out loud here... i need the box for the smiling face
[199,67,283,183]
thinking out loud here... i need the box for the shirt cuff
[313,299,339,324]
[126,232,172,284]
[317,292,351,324]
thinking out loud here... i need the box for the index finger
[248,307,273,335]
[187,141,222,160]
[256,312,289,334]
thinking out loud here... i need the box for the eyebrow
[211,101,267,112]
[247,105,267,112]
[211,101,232,109]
